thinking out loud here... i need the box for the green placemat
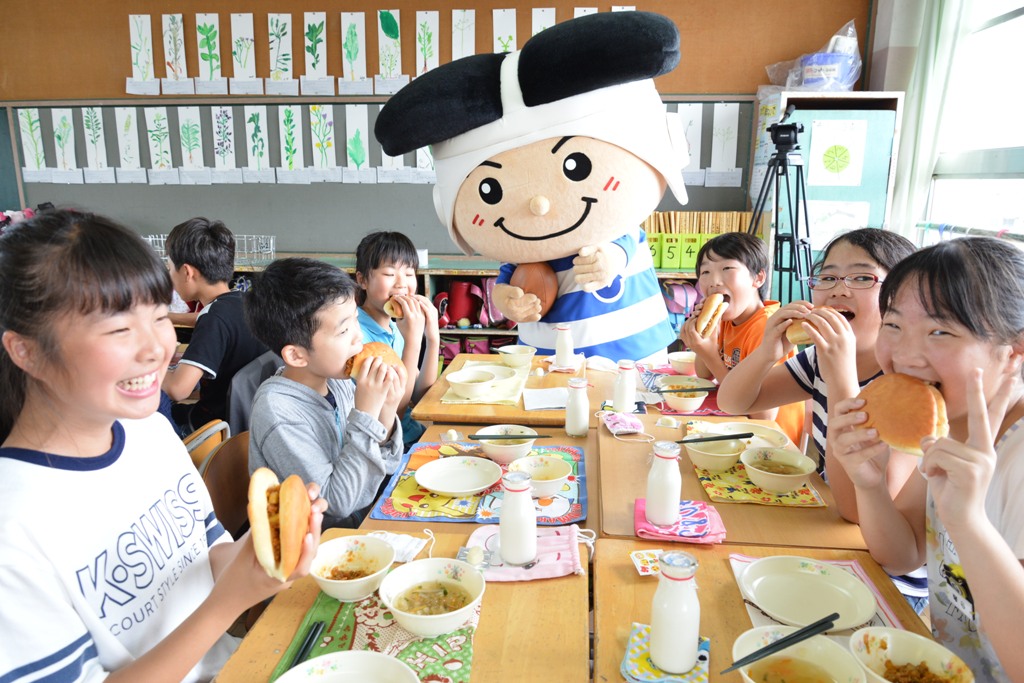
[271,590,477,682]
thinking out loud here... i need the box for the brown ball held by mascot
[509,262,559,317]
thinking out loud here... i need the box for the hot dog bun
[248,468,311,581]
[785,307,833,345]
[857,373,948,456]
[344,341,402,377]
[694,293,729,338]
[383,297,404,319]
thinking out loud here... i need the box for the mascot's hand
[493,283,543,323]
[574,244,627,293]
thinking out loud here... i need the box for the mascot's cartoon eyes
[562,153,592,182]
[478,178,503,205]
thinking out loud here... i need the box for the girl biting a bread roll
[0,211,327,683]
[830,237,1024,682]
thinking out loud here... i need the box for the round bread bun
[694,292,729,338]
[383,297,404,319]
[248,468,311,581]
[509,262,559,317]
[857,373,948,456]
[345,341,402,377]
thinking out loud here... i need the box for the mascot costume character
[375,11,688,363]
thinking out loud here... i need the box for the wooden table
[218,528,591,683]
[598,413,868,550]
[592,538,930,682]
[412,353,618,428]
[360,421,601,534]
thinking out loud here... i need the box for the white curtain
[889,0,971,237]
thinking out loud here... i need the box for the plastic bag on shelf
[765,20,861,92]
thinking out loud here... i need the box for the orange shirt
[718,301,805,445]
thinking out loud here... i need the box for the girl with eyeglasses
[718,228,929,612]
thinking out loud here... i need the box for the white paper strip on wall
[493,9,517,53]
[243,106,270,171]
[230,14,257,79]
[144,107,173,170]
[82,107,108,169]
[51,108,78,170]
[309,104,337,169]
[304,12,328,79]
[268,14,294,82]
[339,12,372,95]
[115,107,141,170]
[532,8,556,36]
[178,107,206,170]
[376,9,406,85]
[452,10,476,60]
[677,104,704,172]
[278,105,306,171]
[415,11,440,75]
[710,102,740,170]
[18,108,47,172]
[129,15,156,81]
[195,14,222,81]
[345,104,369,170]
[212,106,236,169]
[574,8,598,18]
[162,14,188,79]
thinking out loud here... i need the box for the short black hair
[696,232,770,299]
[245,257,357,353]
[165,217,235,284]
[355,231,419,278]
[813,227,916,275]
[880,237,1024,345]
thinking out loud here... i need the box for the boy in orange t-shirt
[679,233,804,444]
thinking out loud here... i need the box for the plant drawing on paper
[344,22,360,79]
[714,124,736,160]
[498,35,514,52]
[310,105,334,168]
[417,21,434,73]
[164,15,185,79]
[453,11,473,56]
[149,113,171,168]
[248,111,265,170]
[131,16,152,80]
[379,11,400,78]
[347,129,366,169]
[84,108,104,167]
[19,109,45,169]
[180,120,201,165]
[54,115,73,170]
[232,36,254,71]
[282,107,298,170]
[197,23,220,79]
[120,114,134,165]
[214,108,233,166]
[269,17,291,80]
[305,20,325,70]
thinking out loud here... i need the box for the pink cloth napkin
[467,524,586,581]
[633,499,727,544]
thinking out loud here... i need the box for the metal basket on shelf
[235,234,276,267]
[142,234,168,259]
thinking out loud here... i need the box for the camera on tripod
[767,121,804,152]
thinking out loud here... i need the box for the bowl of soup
[682,437,746,472]
[497,344,537,368]
[311,535,396,602]
[378,558,486,637]
[508,454,572,498]
[741,447,817,494]
[473,424,539,465]
[446,369,496,400]
[849,627,974,683]
[733,625,866,683]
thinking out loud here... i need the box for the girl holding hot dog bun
[679,232,804,445]
[0,211,325,683]
[830,238,1024,682]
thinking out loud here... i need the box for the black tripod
[747,106,813,303]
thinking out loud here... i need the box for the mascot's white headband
[432,51,690,256]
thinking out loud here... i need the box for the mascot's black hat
[374,11,690,250]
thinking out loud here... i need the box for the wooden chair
[182,419,231,471]
[201,431,251,540]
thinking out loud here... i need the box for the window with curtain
[923,2,1024,245]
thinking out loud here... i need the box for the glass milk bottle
[612,359,638,413]
[565,377,590,437]
[554,324,574,367]
[649,551,700,674]
[645,441,682,527]
[499,472,537,565]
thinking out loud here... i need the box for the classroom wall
[3,1,871,253]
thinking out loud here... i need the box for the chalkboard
[0,112,22,210]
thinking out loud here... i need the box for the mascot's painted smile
[493,197,597,241]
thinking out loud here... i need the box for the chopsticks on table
[720,612,839,674]
[289,620,325,669]
[676,432,753,445]
[467,434,553,441]
[652,385,719,394]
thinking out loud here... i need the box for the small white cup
[416,248,429,268]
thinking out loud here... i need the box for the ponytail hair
[0,210,172,440]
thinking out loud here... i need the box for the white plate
[414,456,502,497]
[707,422,790,449]
[739,555,877,631]
[275,650,419,682]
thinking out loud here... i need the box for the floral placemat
[694,463,826,507]
[621,622,711,682]
[728,553,902,646]
[439,360,529,405]
[369,443,587,525]
[270,590,477,682]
